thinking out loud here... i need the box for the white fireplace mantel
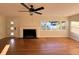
[20,27,37,37]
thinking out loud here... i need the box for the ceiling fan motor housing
[20,3,44,15]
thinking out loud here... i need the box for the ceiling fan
[19,3,44,15]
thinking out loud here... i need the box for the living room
[0,3,79,55]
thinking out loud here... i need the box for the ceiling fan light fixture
[20,3,44,15]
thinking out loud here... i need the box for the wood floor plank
[1,37,79,55]
[0,44,10,55]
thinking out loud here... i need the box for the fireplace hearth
[23,29,37,39]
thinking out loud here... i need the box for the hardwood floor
[0,37,79,55]
[0,38,9,53]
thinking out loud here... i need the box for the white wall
[70,21,79,41]
[18,15,69,38]
[6,15,69,38]
[68,14,79,41]
[0,16,7,39]
[6,17,20,38]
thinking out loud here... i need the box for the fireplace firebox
[23,29,37,39]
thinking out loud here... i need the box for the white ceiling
[0,3,79,17]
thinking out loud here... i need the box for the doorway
[70,21,79,41]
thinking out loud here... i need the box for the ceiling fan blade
[20,3,30,9]
[19,11,29,12]
[34,12,42,15]
[34,7,44,11]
